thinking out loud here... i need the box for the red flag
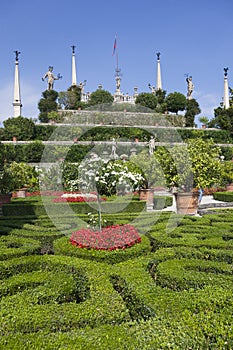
[112,36,117,56]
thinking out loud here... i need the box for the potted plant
[0,164,14,207]
[9,162,39,198]
[221,161,233,191]
[198,116,209,129]
[154,138,223,214]
[130,150,166,208]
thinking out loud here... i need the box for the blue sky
[0,0,232,125]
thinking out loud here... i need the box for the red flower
[69,224,141,251]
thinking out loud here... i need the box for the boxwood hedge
[0,200,232,349]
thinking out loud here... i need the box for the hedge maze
[0,206,232,349]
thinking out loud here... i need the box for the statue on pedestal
[148,136,155,155]
[42,66,62,90]
[111,138,118,159]
[186,75,194,100]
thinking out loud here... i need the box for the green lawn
[0,198,232,349]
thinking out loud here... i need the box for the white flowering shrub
[96,160,146,196]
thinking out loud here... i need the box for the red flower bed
[53,196,98,203]
[53,192,107,203]
[70,224,141,251]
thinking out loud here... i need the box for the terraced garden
[0,198,232,349]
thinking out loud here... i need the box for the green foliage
[213,191,233,202]
[9,162,39,191]
[220,160,233,184]
[34,125,56,140]
[185,98,201,127]
[38,90,59,123]
[130,149,166,188]
[96,160,146,196]
[58,85,82,110]
[47,111,64,123]
[54,235,151,264]
[154,137,223,190]
[2,200,146,217]
[0,202,233,348]
[0,164,14,194]
[165,91,186,114]
[209,106,233,133]
[135,92,158,110]
[3,116,35,141]
[198,116,209,125]
[87,89,114,106]
[24,141,45,162]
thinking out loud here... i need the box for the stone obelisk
[156,52,162,90]
[13,50,22,117]
[71,45,77,86]
[223,67,230,109]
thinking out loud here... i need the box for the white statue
[42,66,62,90]
[111,138,117,159]
[148,136,155,155]
[79,80,87,93]
[148,83,156,94]
[186,76,194,99]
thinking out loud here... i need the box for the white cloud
[194,91,220,119]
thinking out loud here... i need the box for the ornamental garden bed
[0,202,232,349]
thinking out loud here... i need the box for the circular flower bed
[53,192,107,203]
[70,224,141,251]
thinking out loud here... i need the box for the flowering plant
[96,160,146,196]
[70,224,141,251]
[53,192,106,203]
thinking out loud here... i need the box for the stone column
[223,67,230,109]
[156,52,162,90]
[13,51,22,117]
[71,45,77,86]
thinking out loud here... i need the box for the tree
[58,85,82,110]
[165,92,186,114]
[135,93,158,110]
[208,107,233,134]
[38,90,58,123]
[185,98,201,127]
[155,89,166,105]
[9,162,39,190]
[87,89,114,106]
[3,116,35,140]
[154,138,223,191]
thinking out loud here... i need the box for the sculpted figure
[186,76,194,99]
[42,66,62,90]
[148,136,155,155]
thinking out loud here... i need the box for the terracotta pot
[226,183,233,192]
[15,188,27,198]
[175,192,199,215]
[139,188,154,205]
[0,194,11,207]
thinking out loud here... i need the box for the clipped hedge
[0,255,130,334]
[0,235,41,260]
[2,200,146,217]
[54,234,151,264]
[0,201,233,348]
[213,191,233,202]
